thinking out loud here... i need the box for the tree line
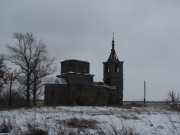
[0,32,56,107]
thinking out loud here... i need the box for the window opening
[106,65,109,72]
[115,65,119,72]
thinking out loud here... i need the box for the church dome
[55,78,67,84]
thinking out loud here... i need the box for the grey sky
[0,0,180,101]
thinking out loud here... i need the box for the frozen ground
[0,105,179,135]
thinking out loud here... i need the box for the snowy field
[0,105,180,135]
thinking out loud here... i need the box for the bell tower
[103,33,124,105]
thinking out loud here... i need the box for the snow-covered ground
[0,105,179,135]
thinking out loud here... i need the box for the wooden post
[144,81,146,106]
[9,73,13,107]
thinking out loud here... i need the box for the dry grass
[104,121,140,135]
[24,122,48,135]
[66,118,99,129]
[0,119,12,133]
[166,114,180,135]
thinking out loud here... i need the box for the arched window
[105,65,109,72]
[115,64,119,72]
[107,67,109,72]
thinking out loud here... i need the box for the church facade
[44,36,124,106]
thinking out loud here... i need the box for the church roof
[93,82,117,90]
[45,77,67,84]
[107,33,119,62]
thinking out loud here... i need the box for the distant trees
[0,55,7,98]
[6,32,56,106]
[0,55,24,108]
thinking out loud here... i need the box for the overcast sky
[0,0,180,101]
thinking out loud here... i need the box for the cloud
[0,0,180,101]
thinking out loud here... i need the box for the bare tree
[0,55,12,98]
[0,55,5,92]
[6,32,56,105]
[30,40,56,105]
[0,55,7,99]
[167,90,179,107]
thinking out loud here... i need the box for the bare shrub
[104,121,140,135]
[53,119,99,135]
[66,118,99,129]
[24,122,48,135]
[166,90,180,111]
[0,119,12,133]
[129,102,143,107]
[51,120,69,135]
[119,114,139,120]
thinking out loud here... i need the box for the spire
[112,32,115,50]
[107,33,119,62]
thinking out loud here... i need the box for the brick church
[44,35,124,105]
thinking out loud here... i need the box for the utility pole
[144,81,146,106]
[9,73,13,107]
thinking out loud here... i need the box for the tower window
[115,65,119,72]
[105,65,109,72]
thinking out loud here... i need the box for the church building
[44,35,124,105]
